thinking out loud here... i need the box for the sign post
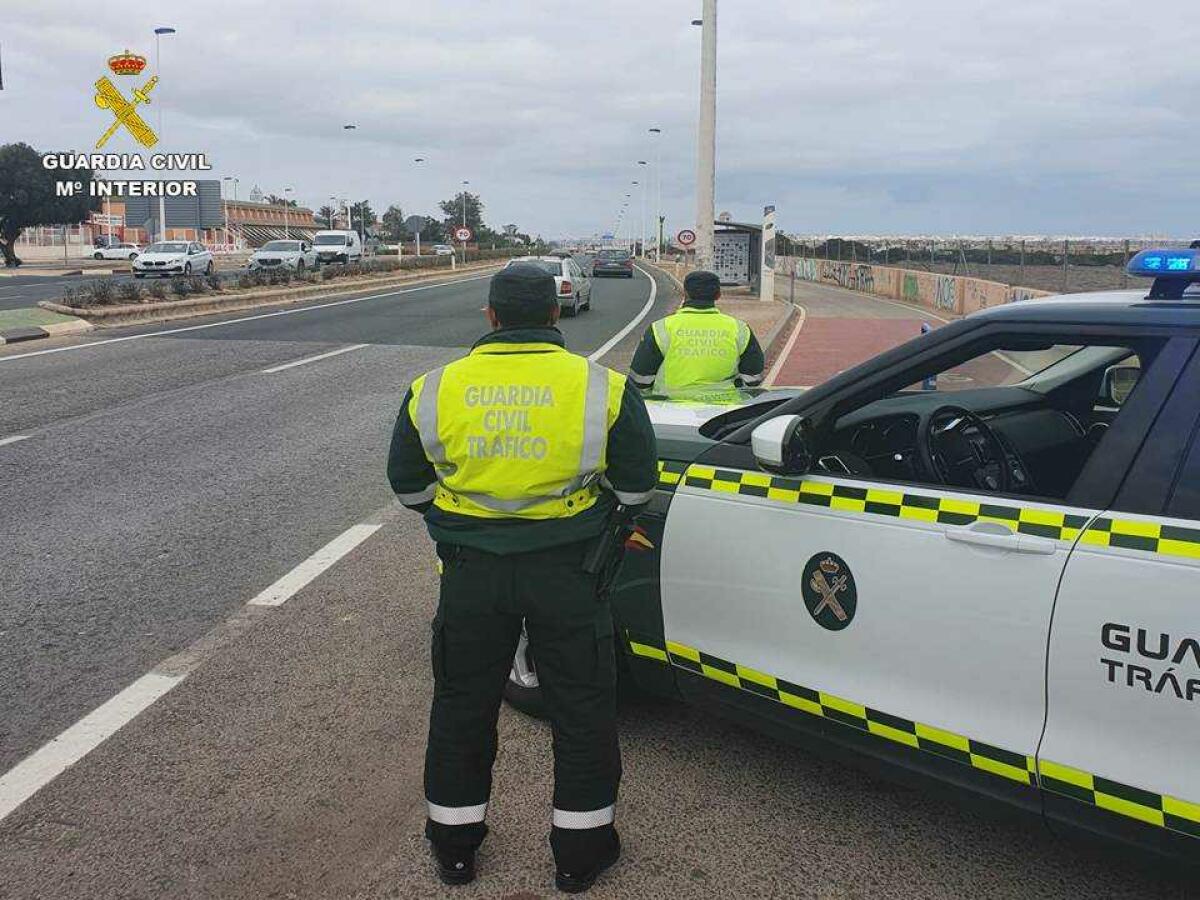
[760,205,776,302]
[455,225,473,268]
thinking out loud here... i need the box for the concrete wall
[780,257,1052,317]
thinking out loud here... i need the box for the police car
[507,249,1200,864]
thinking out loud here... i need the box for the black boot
[554,830,620,894]
[431,844,476,886]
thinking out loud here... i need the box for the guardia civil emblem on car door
[801,552,857,631]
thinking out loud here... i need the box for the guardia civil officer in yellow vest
[628,269,765,394]
[387,263,657,893]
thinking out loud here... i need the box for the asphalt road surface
[0,267,1193,898]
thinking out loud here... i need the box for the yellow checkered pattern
[1080,516,1200,561]
[1040,759,1200,839]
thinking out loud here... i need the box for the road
[0,267,1192,898]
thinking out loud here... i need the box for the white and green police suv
[506,249,1200,864]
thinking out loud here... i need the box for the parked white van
[312,230,363,265]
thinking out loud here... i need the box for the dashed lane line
[0,517,389,824]
[247,524,382,606]
[261,343,368,374]
[0,434,31,448]
[0,273,493,364]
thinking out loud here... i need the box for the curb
[0,319,92,345]
[760,303,800,371]
[38,262,506,328]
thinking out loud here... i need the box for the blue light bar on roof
[1127,248,1200,299]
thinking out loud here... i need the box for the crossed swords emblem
[808,568,850,622]
[94,75,159,149]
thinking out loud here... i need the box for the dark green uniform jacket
[388,326,659,555]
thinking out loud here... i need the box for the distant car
[249,240,317,272]
[593,248,634,278]
[132,241,214,278]
[505,255,592,316]
[93,242,141,261]
[313,230,363,265]
[432,244,455,256]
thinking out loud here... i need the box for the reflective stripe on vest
[410,342,625,520]
[652,307,750,393]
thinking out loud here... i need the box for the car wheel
[583,292,591,311]
[183,263,192,275]
[503,630,547,718]
[128,253,138,261]
[204,260,214,275]
[93,252,103,260]
[296,259,305,272]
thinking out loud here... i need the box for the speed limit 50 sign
[454,226,473,242]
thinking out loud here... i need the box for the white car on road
[132,241,215,278]
[249,240,318,273]
[505,255,592,317]
[432,244,455,256]
[92,242,142,261]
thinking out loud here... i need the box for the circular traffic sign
[454,226,473,242]
[677,229,697,247]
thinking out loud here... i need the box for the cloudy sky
[2,1,1196,239]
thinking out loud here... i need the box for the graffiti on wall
[1008,287,1039,303]
[902,273,920,304]
[933,275,958,312]
[817,261,876,294]
[795,258,818,281]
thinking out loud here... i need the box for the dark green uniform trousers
[424,539,622,873]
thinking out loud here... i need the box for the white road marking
[0,434,31,447]
[262,343,368,374]
[247,524,381,607]
[0,672,183,823]
[764,305,808,387]
[0,273,493,364]
[587,265,658,362]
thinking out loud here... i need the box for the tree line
[317,191,538,248]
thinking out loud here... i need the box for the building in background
[16,180,319,253]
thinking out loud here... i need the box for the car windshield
[597,250,628,260]
[314,235,348,246]
[508,260,562,275]
[146,243,188,253]
[261,241,301,251]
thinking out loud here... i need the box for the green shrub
[118,281,144,304]
[170,277,192,297]
[148,280,168,300]
[205,274,223,292]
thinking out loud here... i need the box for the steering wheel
[916,405,1011,493]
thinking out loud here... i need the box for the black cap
[488,263,558,326]
[684,269,721,305]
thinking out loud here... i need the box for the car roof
[510,256,566,264]
[969,289,1200,328]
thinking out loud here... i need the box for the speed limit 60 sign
[454,226,473,242]
[677,229,697,247]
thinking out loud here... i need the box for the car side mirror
[1101,365,1140,406]
[751,414,814,475]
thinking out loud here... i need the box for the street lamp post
[284,187,293,239]
[221,175,234,249]
[460,180,470,266]
[695,3,717,270]
[414,158,425,256]
[649,128,662,260]
[153,26,176,243]
[637,164,647,258]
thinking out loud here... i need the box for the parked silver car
[249,240,318,272]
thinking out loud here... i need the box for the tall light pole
[284,186,293,239]
[413,158,425,255]
[695,3,717,270]
[461,180,470,228]
[221,175,234,248]
[153,26,176,243]
[637,163,647,258]
[649,128,662,260]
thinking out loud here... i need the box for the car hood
[644,386,800,429]
[253,250,301,257]
[136,252,187,262]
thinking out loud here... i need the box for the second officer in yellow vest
[388,263,657,893]
[628,269,765,395]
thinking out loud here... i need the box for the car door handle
[944,522,1057,555]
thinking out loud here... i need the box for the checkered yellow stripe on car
[1080,516,1200,561]
[676,464,1090,540]
[626,630,1200,840]
[656,460,689,492]
[1039,760,1200,839]
[625,631,1036,788]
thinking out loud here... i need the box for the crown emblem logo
[107,50,147,77]
[819,557,840,574]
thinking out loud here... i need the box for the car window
[821,334,1156,502]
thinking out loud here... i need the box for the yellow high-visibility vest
[651,307,750,393]
[409,342,626,519]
